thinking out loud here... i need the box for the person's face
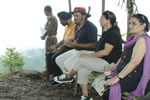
[73,12,85,25]
[44,11,49,16]
[129,17,146,34]
[59,19,67,26]
[99,15,109,27]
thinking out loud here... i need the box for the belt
[48,35,56,39]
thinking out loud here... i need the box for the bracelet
[116,75,122,80]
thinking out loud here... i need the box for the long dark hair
[132,13,149,32]
[102,10,120,33]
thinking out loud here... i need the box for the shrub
[0,48,25,73]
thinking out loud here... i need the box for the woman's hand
[104,76,120,86]
[104,66,114,72]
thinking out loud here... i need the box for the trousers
[47,47,72,76]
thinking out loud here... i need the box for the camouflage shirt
[45,16,58,36]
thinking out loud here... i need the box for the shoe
[53,74,74,84]
[80,95,93,100]
[51,80,61,86]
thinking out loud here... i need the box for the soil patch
[0,70,101,100]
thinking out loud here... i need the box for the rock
[0,70,101,100]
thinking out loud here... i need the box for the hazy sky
[0,0,149,55]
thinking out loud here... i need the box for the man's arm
[55,40,64,48]
[64,40,96,49]
[41,32,48,40]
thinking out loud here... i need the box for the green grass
[0,71,10,76]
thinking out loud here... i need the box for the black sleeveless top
[117,40,150,94]
[118,43,144,80]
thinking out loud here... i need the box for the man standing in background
[41,5,58,74]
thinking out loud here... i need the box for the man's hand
[64,40,77,48]
[41,36,45,40]
[52,49,59,53]
[50,45,57,50]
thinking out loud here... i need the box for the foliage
[118,0,138,39]
[0,48,25,73]
[0,71,10,76]
[126,0,134,38]
[146,92,150,96]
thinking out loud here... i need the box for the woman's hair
[132,13,150,32]
[102,10,120,33]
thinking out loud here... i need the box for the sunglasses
[105,10,112,19]
[141,15,146,23]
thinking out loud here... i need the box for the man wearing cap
[46,11,75,86]
[55,7,97,83]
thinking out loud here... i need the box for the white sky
[0,0,149,55]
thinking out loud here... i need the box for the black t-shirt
[74,20,97,51]
[95,27,122,63]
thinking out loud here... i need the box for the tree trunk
[126,0,134,39]
[102,0,105,13]
[102,0,105,32]
[68,0,72,13]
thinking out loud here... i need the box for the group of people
[41,5,150,100]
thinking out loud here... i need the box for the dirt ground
[0,70,102,100]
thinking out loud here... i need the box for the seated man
[46,11,76,86]
[54,7,98,80]
[54,11,122,100]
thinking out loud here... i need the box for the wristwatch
[117,74,122,80]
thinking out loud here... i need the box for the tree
[0,48,25,73]
[118,0,138,39]
[126,0,134,39]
